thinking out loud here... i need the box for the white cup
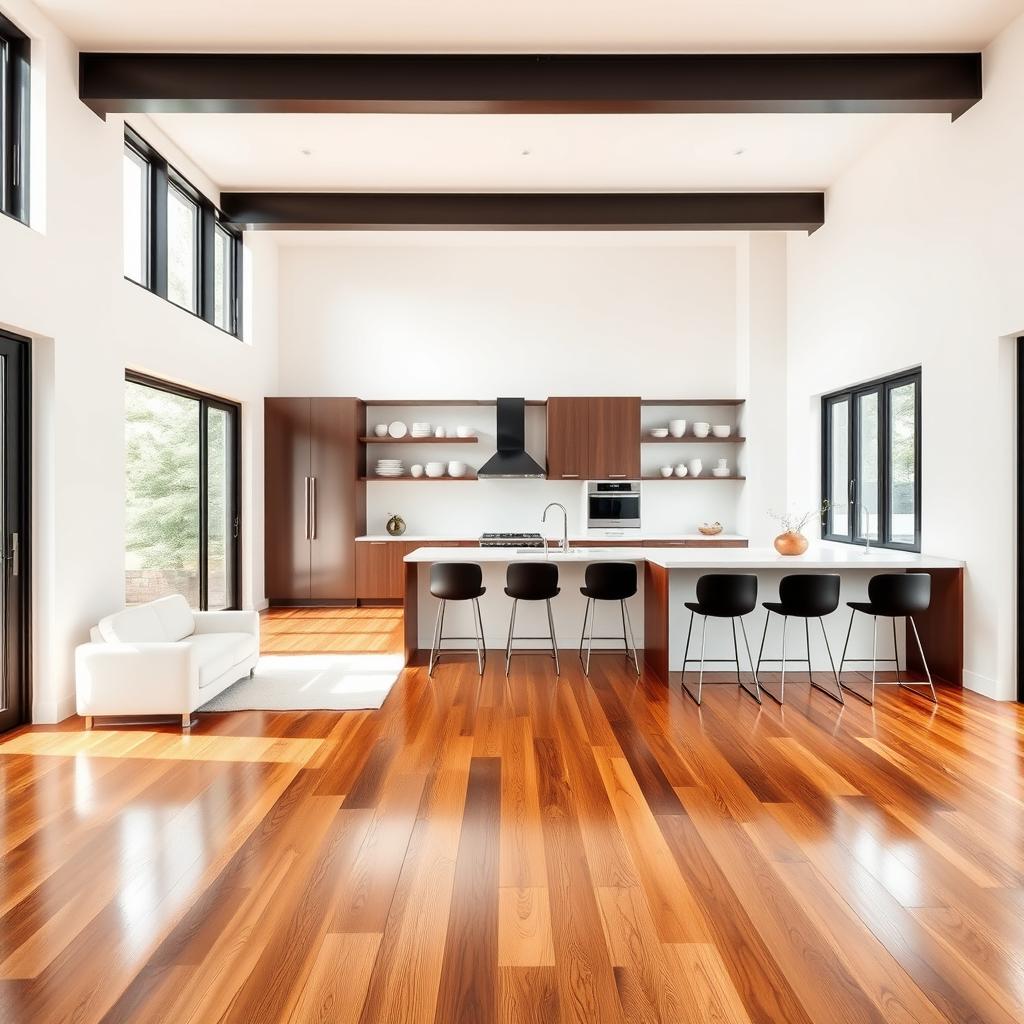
[717,458,729,469]
[660,466,673,478]
[373,424,388,437]
[687,458,703,477]
[410,464,424,477]
[674,464,688,478]
[693,422,710,438]
[668,419,687,438]
[434,426,446,438]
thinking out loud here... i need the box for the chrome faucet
[543,502,569,553]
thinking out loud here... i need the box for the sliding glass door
[0,331,29,733]
[125,374,240,609]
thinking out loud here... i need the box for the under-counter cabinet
[265,398,365,602]
[355,541,407,600]
[547,396,640,480]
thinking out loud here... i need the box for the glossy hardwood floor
[2,610,1023,1023]
[260,605,403,654]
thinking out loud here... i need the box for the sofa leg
[249,667,255,678]
[84,716,93,731]
[181,714,192,731]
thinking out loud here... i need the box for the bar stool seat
[755,574,844,706]
[428,562,487,677]
[504,562,561,675]
[681,574,761,705]
[578,562,640,676]
[839,573,937,704]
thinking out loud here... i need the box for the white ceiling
[150,112,906,192]
[34,0,1024,51]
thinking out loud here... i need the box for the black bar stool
[504,562,560,675]
[428,562,486,676]
[839,572,937,704]
[579,562,640,676]
[681,574,761,705]
[756,574,844,705]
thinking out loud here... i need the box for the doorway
[0,329,30,732]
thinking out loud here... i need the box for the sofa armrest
[75,642,198,716]
[191,609,260,638]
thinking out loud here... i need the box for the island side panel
[906,567,963,685]
[644,561,670,684]
[404,560,421,665]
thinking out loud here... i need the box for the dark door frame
[0,328,30,732]
[125,371,242,610]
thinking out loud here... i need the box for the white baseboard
[962,669,1009,701]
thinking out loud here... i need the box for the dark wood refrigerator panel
[589,396,641,479]
[264,398,312,600]
[546,397,591,480]
[309,398,365,601]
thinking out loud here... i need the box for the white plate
[388,421,408,438]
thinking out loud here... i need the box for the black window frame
[821,368,922,552]
[0,11,29,225]
[125,371,242,611]
[123,126,243,339]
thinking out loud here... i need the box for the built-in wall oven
[587,481,641,529]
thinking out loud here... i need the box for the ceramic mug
[668,419,687,438]
[687,458,703,477]
[410,464,424,478]
[693,422,710,438]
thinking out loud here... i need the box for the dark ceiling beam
[79,52,982,119]
[218,192,826,234]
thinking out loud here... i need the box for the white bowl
[434,427,447,438]
[388,421,408,439]
[668,419,687,438]
[373,424,389,437]
[410,464,424,478]
[659,466,673,478]
[693,422,710,438]
[455,425,474,438]
[712,467,731,477]
[425,462,445,478]
[650,427,669,438]
[711,425,732,438]
[674,464,688,478]
[447,461,467,478]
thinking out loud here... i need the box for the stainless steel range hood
[477,398,546,478]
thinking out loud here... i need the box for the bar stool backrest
[868,572,931,616]
[506,561,560,600]
[778,573,841,617]
[695,573,758,617]
[430,562,484,600]
[584,562,638,601]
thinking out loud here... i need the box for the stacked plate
[375,459,405,478]
[411,422,432,437]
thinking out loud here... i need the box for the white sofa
[75,594,260,729]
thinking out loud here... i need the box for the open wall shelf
[360,436,479,444]
[642,435,745,444]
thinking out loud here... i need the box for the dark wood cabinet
[265,397,365,602]
[547,396,639,480]
[546,397,591,480]
[589,397,640,479]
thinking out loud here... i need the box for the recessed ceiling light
[300,148,313,157]
[733,147,747,157]
[521,149,532,157]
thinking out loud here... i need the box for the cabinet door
[309,398,364,600]
[546,398,590,480]
[264,398,311,600]
[589,397,640,479]
[356,541,404,600]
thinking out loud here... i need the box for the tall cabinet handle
[310,477,318,539]
[304,477,311,539]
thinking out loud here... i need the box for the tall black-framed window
[822,368,921,552]
[125,373,241,610]
[0,11,29,225]
[122,126,243,338]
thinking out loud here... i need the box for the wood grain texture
[0,606,1021,1024]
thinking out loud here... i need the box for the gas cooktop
[479,532,545,548]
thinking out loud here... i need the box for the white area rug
[197,654,403,712]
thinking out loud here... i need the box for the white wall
[0,0,279,721]
[787,13,1024,700]
[278,235,787,542]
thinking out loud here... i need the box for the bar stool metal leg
[585,600,596,676]
[578,599,592,660]
[429,599,446,677]
[737,617,762,704]
[731,618,741,687]
[812,616,845,704]
[623,601,640,677]
[838,608,859,700]
[758,612,788,705]
[901,616,939,703]
[545,599,560,676]
[505,599,518,675]
[681,613,708,705]
[473,598,486,675]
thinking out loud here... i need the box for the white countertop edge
[402,545,964,570]
[359,532,747,543]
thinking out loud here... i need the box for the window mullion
[152,160,168,299]
[200,205,215,325]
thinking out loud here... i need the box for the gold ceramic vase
[773,531,808,556]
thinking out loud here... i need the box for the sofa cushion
[98,603,166,644]
[180,632,258,689]
[151,595,195,642]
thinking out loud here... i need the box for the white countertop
[359,530,747,542]
[403,544,964,570]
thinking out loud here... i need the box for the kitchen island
[403,545,965,686]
